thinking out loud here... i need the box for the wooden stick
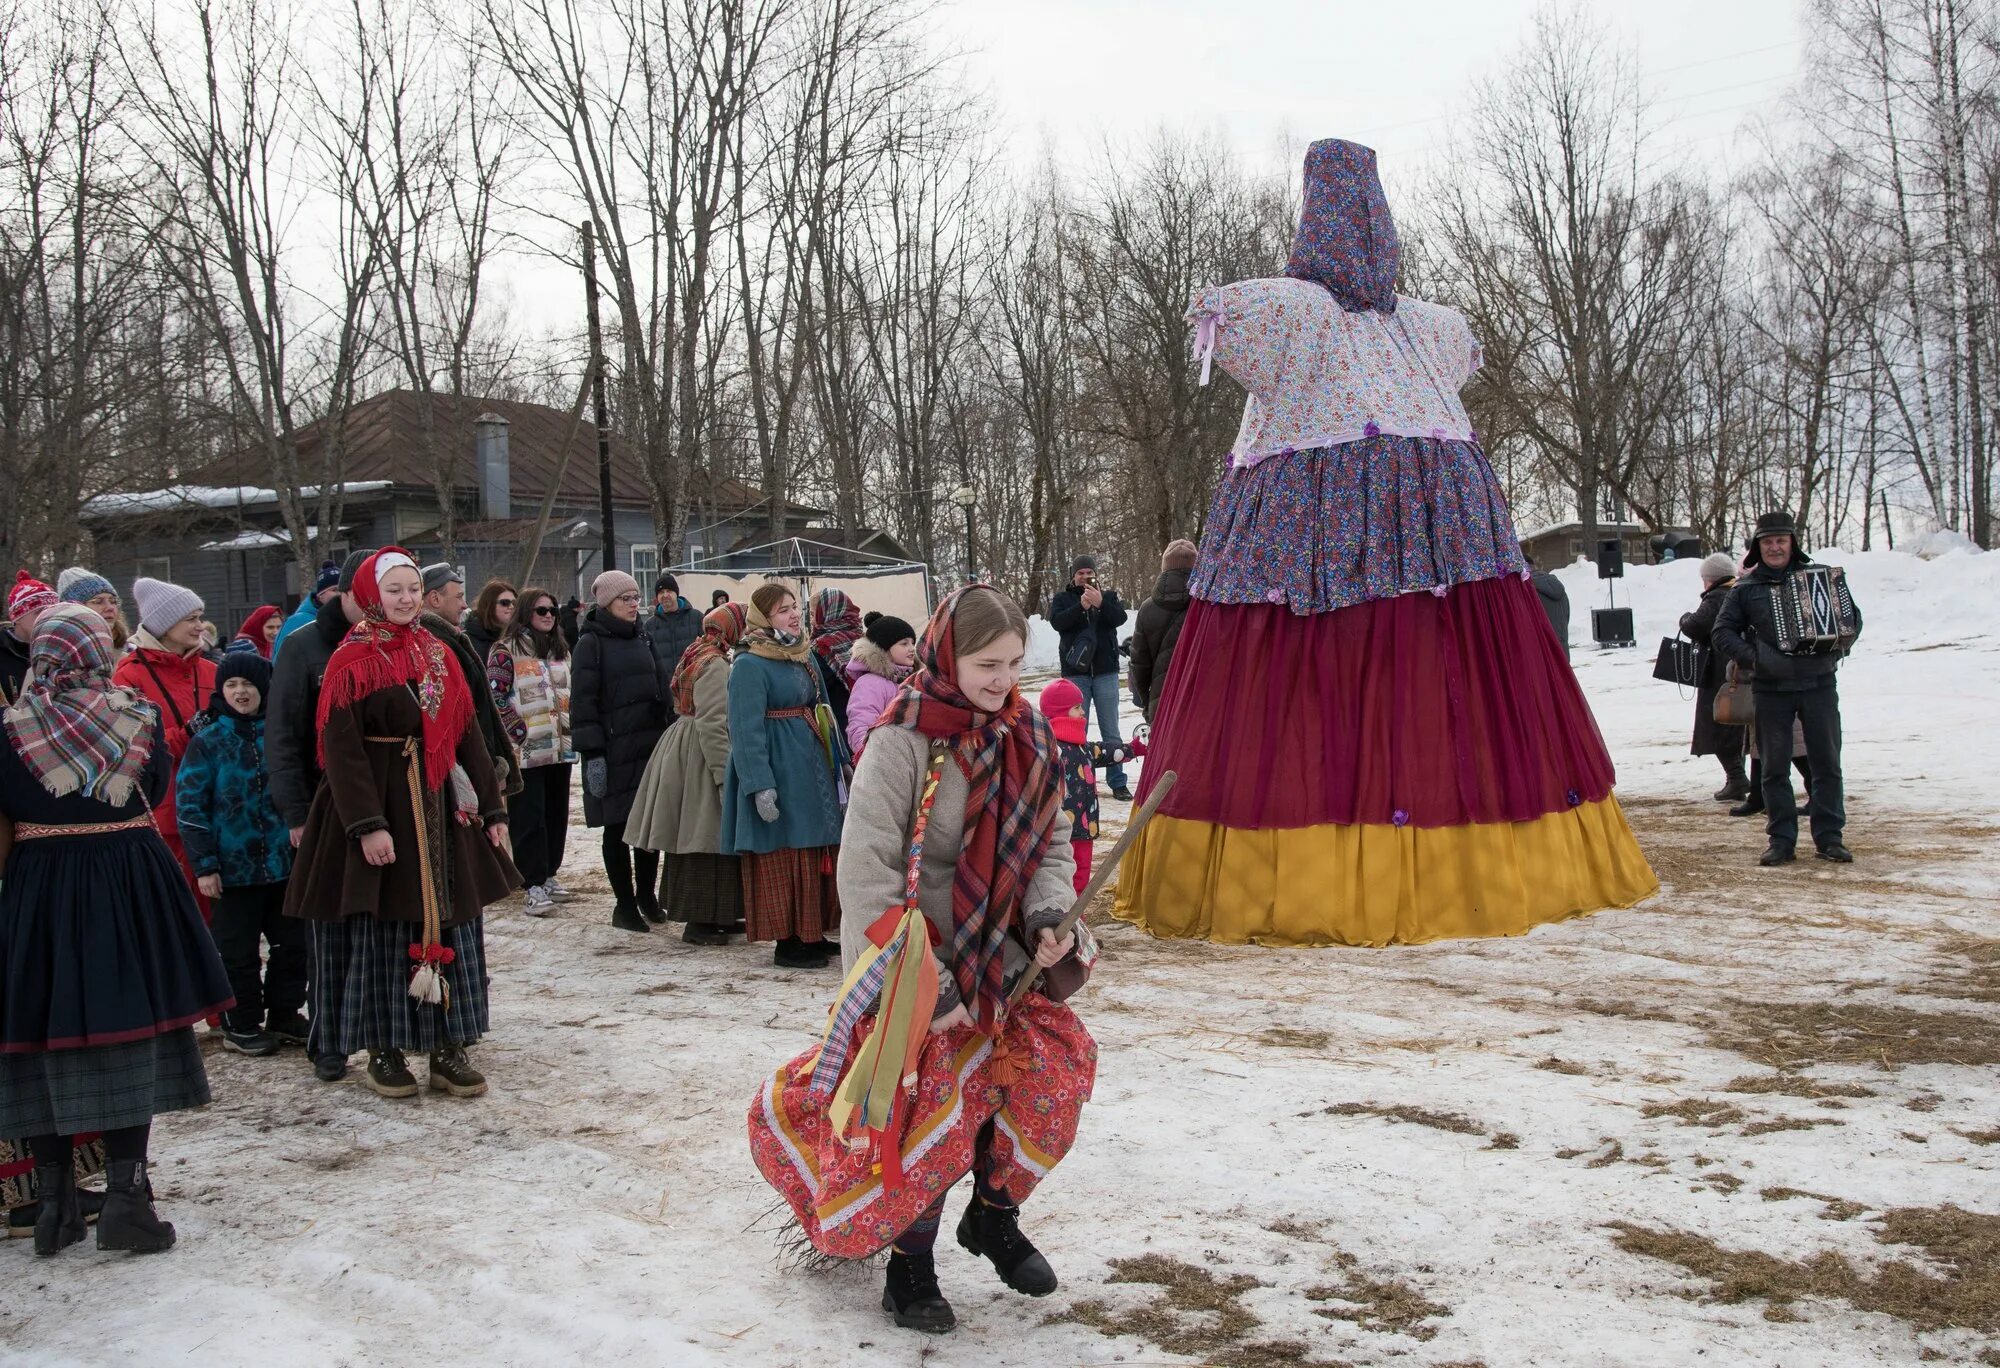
[1007,770,1176,1007]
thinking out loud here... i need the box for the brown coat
[284,684,520,927]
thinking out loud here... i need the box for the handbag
[1059,621,1098,677]
[1652,635,1701,688]
[1713,662,1755,728]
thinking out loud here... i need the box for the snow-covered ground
[4,550,1997,1368]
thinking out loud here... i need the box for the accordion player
[1770,564,1860,656]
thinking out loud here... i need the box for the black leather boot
[429,1044,488,1098]
[882,1249,956,1333]
[1759,842,1796,867]
[956,1195,1058,1295]
[32,1158,85,1256]
[97,1159,175,1253]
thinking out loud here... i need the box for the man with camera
[1712,511,1862,867]
[1049,555,1131,801]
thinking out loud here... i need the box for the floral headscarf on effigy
[1283,138,1400,314]
[314,547,473,790]
[2,604,157,803]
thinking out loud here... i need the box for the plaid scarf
[879,586,1061,1035]
[2,605,157,804]
[670,602,748,716]
[810,588,863,670]
[315,549,473,791]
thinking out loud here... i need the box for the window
[134,556,173,582]
[629,543,659,582]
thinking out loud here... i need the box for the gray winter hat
[1699,552,1737,585]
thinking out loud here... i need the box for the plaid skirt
[0,1029,209,1138]
[741,847,838,943]
[662,852,743,928]
[309,916,488,1057]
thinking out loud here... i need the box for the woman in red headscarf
[236,605,283,659]
[283,549,519,1100]
[748,586,1097,1336]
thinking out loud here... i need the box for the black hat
[337,549,374,593]
[865,614,917,651]
[654,573,679,594]
[862,611,882,627]
[1744,512,1799,566]
[212,650,272,715]
[420,562,463,594]
[1070,554,1098,575]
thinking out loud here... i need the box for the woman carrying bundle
[747,585,1096,1334]
[284,549,519,1100]
[627,602,750,945]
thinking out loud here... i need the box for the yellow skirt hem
[1109,797,1659,948]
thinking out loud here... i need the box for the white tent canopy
[668,537,934,626]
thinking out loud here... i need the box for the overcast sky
[944,0,1806,179]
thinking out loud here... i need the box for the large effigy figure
[1112,139,1656,946]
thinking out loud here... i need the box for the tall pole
[581,221,617,571]
[963,504,977,583]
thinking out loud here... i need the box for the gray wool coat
[625,654,731,856]
[837,723,1077,1014]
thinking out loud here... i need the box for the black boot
[97,1159,175,1253]
[32,1159,85,1256]
[772,937,818,968]
[365,1048,420,1098]
[428,1044,488,1098]
[882,1249,956,1333]
[265,1010,311,1047]
[636,890,667,926]
[956,1195,1058,1295]
[1816,842,1854,863]
[611,902,653,933]
[222,1012,280,1057]
[1729,794,1764,817]
[682,923,729,946]
[1713,763,1751,802]
[1759,842,1796,867]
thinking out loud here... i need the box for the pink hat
[1037,678,1088,745]
[8,569,56,622]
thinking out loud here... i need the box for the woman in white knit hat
[1678,552,1751,802]
[112,578,217,915]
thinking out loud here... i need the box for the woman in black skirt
[284,549,519,1101]
[0,604,232,1255]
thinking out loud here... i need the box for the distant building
[1517,521,1699,570]
[78,389,874,628]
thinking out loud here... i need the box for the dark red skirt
[1140,575,1616,830]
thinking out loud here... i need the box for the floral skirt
[749,993,1096,1259]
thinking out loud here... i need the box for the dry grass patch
[1320,1101,1516,1149]
[1954,1127,2000,1145]
[1724,1072,1875,1100]
[1259,1026,1334,1052]
[1641,1098,1746,1128]
[1698,998,2000,1070]
[1760,1187,1867,1221]
[1609,1204,2000,1332]
[1535,1056,1590,1076]
[1742,1116,1841,1137]
[1049,1254,1345,1367]
[1306,1264,1450,1342]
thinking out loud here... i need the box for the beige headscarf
[744,596,812,664]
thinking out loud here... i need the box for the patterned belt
[766,706,815,720]
[15,816,152,840]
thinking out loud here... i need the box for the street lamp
[950,483,977,583]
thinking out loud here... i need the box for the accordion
[1772,565,1858,656]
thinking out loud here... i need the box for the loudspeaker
[1596,538,1624,579]
[1672,533,1704,561]
[1592,607,1635,647]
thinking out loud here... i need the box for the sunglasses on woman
[531,604,555,617]
[497,597,517,609]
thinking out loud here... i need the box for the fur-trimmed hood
[845,637,908,683]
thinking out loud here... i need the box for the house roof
[722,525,914,562]
[189,389,787,513]
[402,516,599,546]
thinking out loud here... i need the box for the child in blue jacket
[176,652,304,1056]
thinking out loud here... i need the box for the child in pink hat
[1037,678,1146,894]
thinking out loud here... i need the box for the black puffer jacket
[1129,570,1191,722]
[1713,549,1863,692]
[643,599,702,682]
[1048,584,1127,678]
[570,607,669,826]
[1530,570,1570,656]
[265,595,351,827]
